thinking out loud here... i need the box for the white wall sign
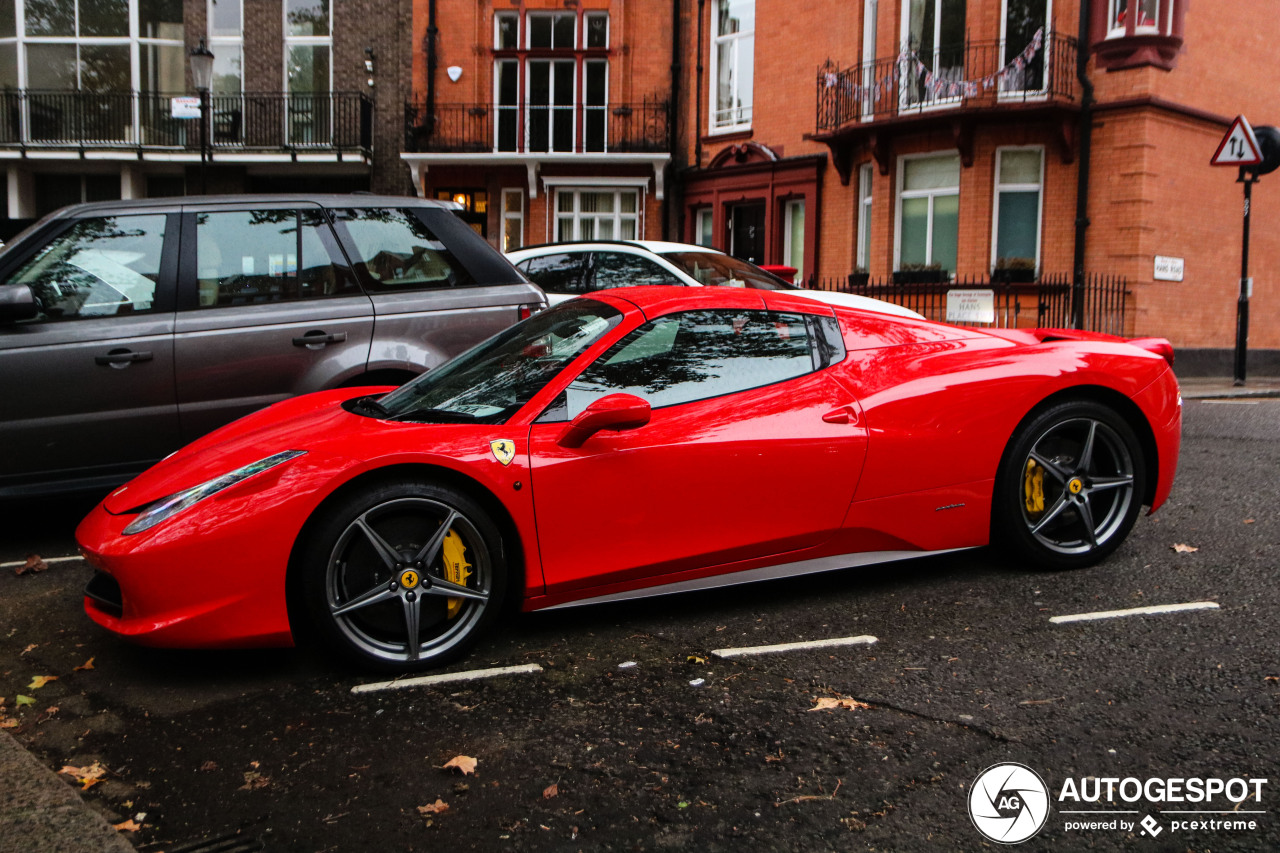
[946,289,996,324]
[1153,255,1184,282]
[170,96,201,119]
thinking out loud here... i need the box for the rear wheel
[994,401,1145,570]
[301,480,506,671]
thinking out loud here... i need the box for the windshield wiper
[388,407,480,424]
[351,395,391,417]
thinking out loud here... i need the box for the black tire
[300,479,507,672]
[993,400,1146,571]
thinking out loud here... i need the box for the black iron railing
[805,272,1129,336]
[0,90,373,153]
[816,31,1077,133]
[405,98,670,154]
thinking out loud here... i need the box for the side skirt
[537,547,977,611]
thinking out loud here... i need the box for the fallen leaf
[14,695,35,707]
[1265,676,1278,683]
[28,675,58,690]
[112,819,143,833]
[1243,518,1256,524]
[200,761,218,772]
[21,644,37,655]
[417,799,450,816]
[239,770,270,791]
[677,801,690,809]
[74,658,96,672]
[1172,543,1199,553]
[809,697,871,712]
[0,719,18,729]
[687,655,706,664]
[14,555,48,576]
[59,762,108,790]
[442,755,477,776]
[543,782,559,799]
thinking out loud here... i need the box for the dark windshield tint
[375,299,623,423]
[660,251,795,291]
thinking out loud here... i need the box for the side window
[563,309,815,417]
[590,252,681,290]
[331,208,476,291]
[4,214,167,321]
[520,252,587,294]
[194,209,356,307]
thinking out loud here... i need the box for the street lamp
[188,39,215,194]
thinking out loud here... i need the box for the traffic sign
[1211,115,1262,166]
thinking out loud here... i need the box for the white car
[506,240,922,318]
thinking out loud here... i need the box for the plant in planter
[892,263,948,284]
[991,256,1037,283]
[846,267,870,288]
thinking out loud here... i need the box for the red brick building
[402,0,674,251]
[672,0,1280,371]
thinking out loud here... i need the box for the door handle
[292,331,348,347]
[95,349,153,366]
[822,405,859,425]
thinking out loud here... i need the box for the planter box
[892,269,949,284]
[991,269,1037,283]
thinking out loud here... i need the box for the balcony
[404,98,670,155]
[0,90,373,158]
[812,31,1079,181]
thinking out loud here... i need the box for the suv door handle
[95,349,153,366]
[822,405,860,425]
[292,331,348,347]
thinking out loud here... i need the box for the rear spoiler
[991,328,1176,368]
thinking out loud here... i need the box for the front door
[729,201,766,264]
[528,304,867,595]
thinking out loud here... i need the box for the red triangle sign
[1212,115,1263,166]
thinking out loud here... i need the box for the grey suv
[0,195,545,498]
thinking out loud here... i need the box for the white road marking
[1202,400,1259,405]
[0,555,83,569]
[350,663,544,694]
[711,635,878,659]
[1049,601,1219,624]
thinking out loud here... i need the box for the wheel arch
[284,463,527,645]
[1000,384,1159,507]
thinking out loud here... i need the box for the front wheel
[993,401,1145,571]
[300,480,507,671]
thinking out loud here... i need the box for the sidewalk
[1178,375,1280,399]
[0,730,133,853]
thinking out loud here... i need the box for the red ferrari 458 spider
[77,286,1181,671]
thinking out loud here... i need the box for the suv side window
[331,208,476,291]
[589,252,680,290]
[560,309,816,418]
[4,214,167,321]
[517,253,587,294]
[194,209,357,307]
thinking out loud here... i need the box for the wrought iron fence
[816,31,1077,133]
[0,90,373,153]
[804,272,1129,336]
[405,97,670,154]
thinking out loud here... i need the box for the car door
[173,202,374,441]
[527,302,867,594]
[0,210,180,495]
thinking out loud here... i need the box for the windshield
[660,251,796,291]
[374,300,624,424]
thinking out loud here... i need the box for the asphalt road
[2,398,1277,852]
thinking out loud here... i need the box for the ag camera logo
[969,762,1051,844]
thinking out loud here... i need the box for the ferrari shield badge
[490,439,516,466]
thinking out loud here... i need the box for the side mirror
[0,284,38,324]
[557,393,651,448]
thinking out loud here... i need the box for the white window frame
[899,0,965,111]
[283,0,333,146]
[998,0,1051,99]
[709,0,753,133]
[857,163,874,270]
[894,151,960,271]
[208,0,243,94]
[783,199,805,283]
[500,188,524,253]
[494,10,518,49]
[584,11,610,48]
[860,0,878,120]
[989,145,1044,272]
[1107,0,1166,38]
[695,207,714,247]
[526,11,576,49]
[550,186,645,243]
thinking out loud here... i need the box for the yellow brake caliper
[1024,458,1045,517]
[441,529,472,619]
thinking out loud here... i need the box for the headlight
[122,450,307,535]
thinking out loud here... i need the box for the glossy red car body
[77,286,1180,652]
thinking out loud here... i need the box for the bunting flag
[824,27,1045,105]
